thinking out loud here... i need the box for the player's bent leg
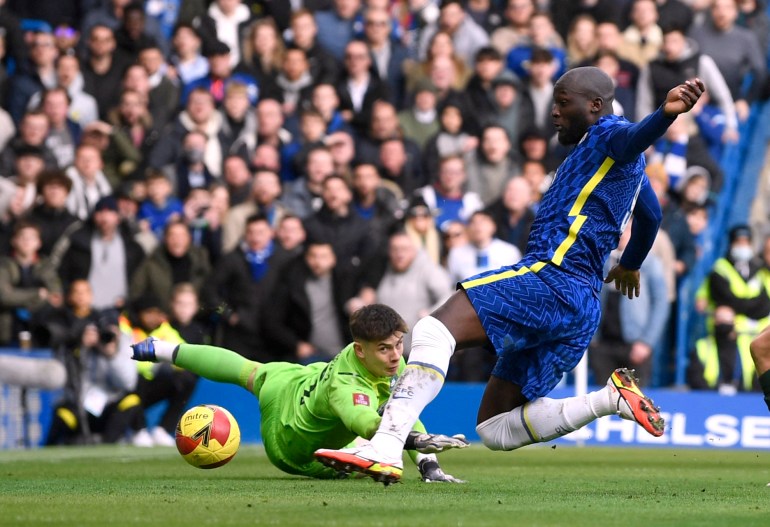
[367,315,457,454]
[475,368,665,451]
[749,328,770,412]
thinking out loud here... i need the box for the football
[175,404,241,469]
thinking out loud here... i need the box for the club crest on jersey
[352,393,370,406]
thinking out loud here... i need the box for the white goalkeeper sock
[153,339,178,363]
[476,386,614,450]
[370,316,456,457]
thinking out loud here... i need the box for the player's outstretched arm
[662,78,706,118]
[405,430,470,453]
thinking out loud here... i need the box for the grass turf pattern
[1,445,768,526]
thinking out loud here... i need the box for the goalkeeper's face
[355,332,405,378]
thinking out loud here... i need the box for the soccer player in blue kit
[315,67,706,483]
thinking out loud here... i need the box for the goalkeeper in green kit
[130,304,468,482]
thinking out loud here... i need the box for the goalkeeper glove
[405,431,469,453]
[418,459,465,483]
[130,337,158,362]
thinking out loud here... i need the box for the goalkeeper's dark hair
[349,304,409,343]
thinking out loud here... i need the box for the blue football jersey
[523,111,670,291]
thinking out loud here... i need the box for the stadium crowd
[1,0,769,445]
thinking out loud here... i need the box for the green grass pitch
[1,445,768,527]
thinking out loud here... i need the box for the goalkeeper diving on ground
[130,303,468,482]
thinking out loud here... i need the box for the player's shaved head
[552,66,616,144]
[555,67,614,108]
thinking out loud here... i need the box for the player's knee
[475,413,514,451]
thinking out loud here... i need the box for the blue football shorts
[459,262,601,400]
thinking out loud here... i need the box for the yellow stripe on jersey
[462,265,533,289]
[462,261,550,289]
[551,156,615,266]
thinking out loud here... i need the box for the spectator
[275,213,307,257]
[205,0,254,68]
[7,29,58,124]
[566,14,598,66]
[8,145,45,213]
[241,18,284,92]
[405,30,471,95]
[303,174,376,282]
[487,69,523,148]
[282,145,334,219]
[0,110,57,174]
[423,97,478,179]
[621,0,663,68]
[23,169,79,257]
[465,0,505,34]
[222,152,252,206]
[350,161,401,250]
[0,221,62,346]
[41,86,82,168]
[58,195,144,313]
[364,7,410,108]
[65,143,112,221]
[220,82,258,161]
[485,176,535,254]
[103,89,160,186]
[255,97,292,150]
[264,240,355,361]
[173,131,215,202]
[446,209,521,284]
[307,82,351,137]
[337,39,392,135]
[137,45,180,131]
[149,88,225,178]
[636,26,738,142]
[519,158,551,212]
[168,282,207,345]
[736,0,770,54]
[288,8,340,85]
[591,219,670,387]
[364,229,453,350]
[465,46,506,124]
[27,54,99,127]
[326,130,357,180]
[205,213,292,360]
[690,0,766,122]
[398,79,441,150]
[357,99,421,166]
[506,11,567,82]
[466,124,517,205]
[222,167,288,252]
[315,0,363,61]
[183,186,226,266]
[275,46,315,117]
[129,219,212,312]
[114,2,160,60]
[44,279,138,445]
[490,0,536,56]
[379,136,425,197]
[182,40,259,108]
[81,0,167,57]
[689,225,768,393]
[169,23,209,87]
[417,154,483,231]
[646,162,696,284]
[418,0,490,65]
[82,24,132,120]
[400,197,440,265]
[518,47,558,138]
[137,171,184,240]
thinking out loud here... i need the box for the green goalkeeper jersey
[174,342,425,478]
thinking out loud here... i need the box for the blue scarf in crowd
[244,241,274,282]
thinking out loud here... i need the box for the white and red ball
[175,404,240,469]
